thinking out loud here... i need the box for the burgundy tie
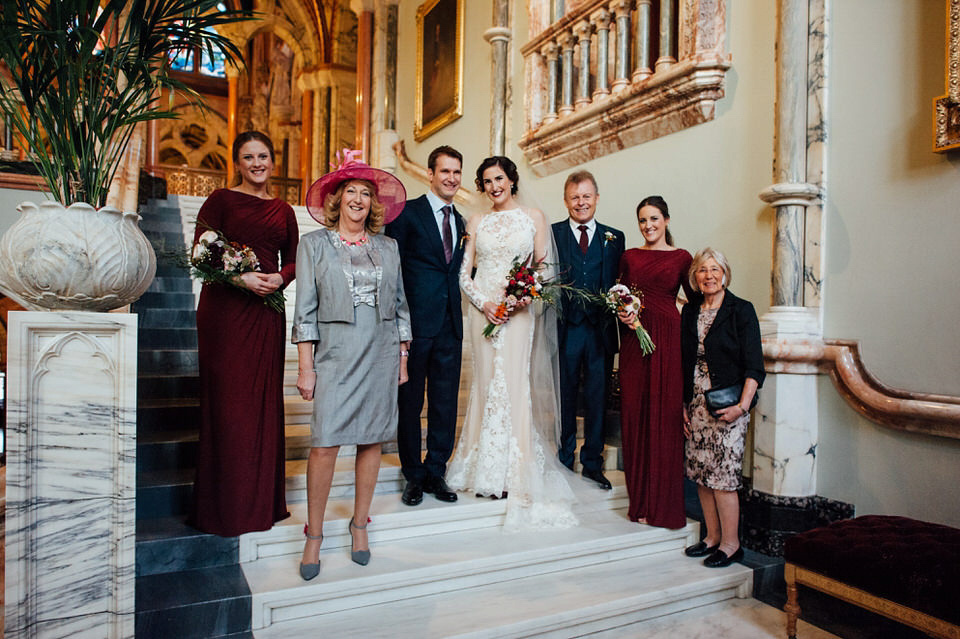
[578,224,589,255]
[442,205,453,263]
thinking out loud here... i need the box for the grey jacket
[292,228,412,343]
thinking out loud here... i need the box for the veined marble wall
[4,312,137,639]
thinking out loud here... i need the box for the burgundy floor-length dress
[618,247,693,529]
[190,189,299,536]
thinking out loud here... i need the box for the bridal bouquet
[191,228,285,312]
[483,253,551,338]
[602,283,655,355]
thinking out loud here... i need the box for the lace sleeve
[459,215,489,311]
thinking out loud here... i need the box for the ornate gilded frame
[934,0,960,152]
[414,0,463,141]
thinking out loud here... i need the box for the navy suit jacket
[552,220,625,353]
[386,194,465,340]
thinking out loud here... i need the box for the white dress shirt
[568,217,597,245]
[426,190,457,243]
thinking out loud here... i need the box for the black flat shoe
[703,546,744,568]
[581,468,613,490]
[401,480,423,506]
[684,541,720,557]
[423,475,458,502]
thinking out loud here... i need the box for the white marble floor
[596,597,838,639]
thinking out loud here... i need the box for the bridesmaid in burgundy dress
[617,195,693,529]
[189,131,299,536]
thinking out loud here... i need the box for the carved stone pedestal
[4,312,137,639]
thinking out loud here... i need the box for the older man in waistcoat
[552,170,625,489]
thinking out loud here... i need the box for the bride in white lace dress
[447,156,578,530]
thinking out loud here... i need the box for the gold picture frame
[414,0,464,141]
[933,0,960,152]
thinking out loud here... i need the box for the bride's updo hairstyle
[475,156,520,195]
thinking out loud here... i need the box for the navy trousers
[558,321,609,473]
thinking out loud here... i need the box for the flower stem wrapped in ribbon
[603,283,655,355]
[190,226,286,312]
[483,253,550,338]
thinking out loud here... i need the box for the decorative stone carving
[0,201,157,312]
[520,0,730,176]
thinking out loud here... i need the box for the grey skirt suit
[292,229,412,446]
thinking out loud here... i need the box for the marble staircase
[242,477,754,638]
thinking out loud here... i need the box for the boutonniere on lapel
[459,231,470,250]
[603,231,615,246]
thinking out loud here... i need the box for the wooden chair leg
[784,563,801,639]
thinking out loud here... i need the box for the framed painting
[415,0,464,141]
[934,0,960,152]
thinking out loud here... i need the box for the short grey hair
[688,247,732,292]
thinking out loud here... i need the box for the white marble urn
[0,200,156,311]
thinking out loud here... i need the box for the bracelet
[298,370,315,375]
[400,351,409,357]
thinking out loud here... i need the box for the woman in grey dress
[680,247,764,568]
[292,154,410,579]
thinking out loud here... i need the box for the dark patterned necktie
[442,205,453,263]
[578,224,589,255]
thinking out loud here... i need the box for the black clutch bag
[704,382,758,418]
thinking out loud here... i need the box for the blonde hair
[322,179,385,234]
[688,247,732,292]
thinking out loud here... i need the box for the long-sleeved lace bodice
[449,208,577,530]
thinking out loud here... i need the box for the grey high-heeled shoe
[349,517,371,566]
[299,526,323,581]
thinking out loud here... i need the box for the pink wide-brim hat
[305,149,407,225]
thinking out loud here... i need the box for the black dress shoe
[423,476,458,502]
[401,480,423,506]
[582,468,613,490]
[684,541,720,557]
[703,546,744,568]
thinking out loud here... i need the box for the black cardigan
[681,290,765,404]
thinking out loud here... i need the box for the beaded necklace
[339,233,368,246]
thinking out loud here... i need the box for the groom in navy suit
[552,170,625,490]
[386,146,465,506]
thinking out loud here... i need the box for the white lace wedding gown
[447,208,578,530]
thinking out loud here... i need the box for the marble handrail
[763,338,960,440]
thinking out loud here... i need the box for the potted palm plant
[0,0,248,311]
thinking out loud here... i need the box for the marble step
[136,516,238,577]
[135,565,251,639]
[138,372,200,401]
[240,474,630,563]
[137,467,194,519]
[139,326,199,348]
[251,548,752,639]
[137,429,198,473]
[140,216,188,234]
[283,453,405,504]
[137,347,199,375]
[137,307,197,329]
[145,275,193,293]
[137,398,200,432]
[138,291,196,309]
[241,496,709,631]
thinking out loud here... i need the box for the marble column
[371,0,401,171]
[610,0,632,93]
[5,311,138,639]
[633,0,653,82]
[559,31,576,116]
[654,0,675,73]
[574,20,593,108]
[745,0,845,557]
[542,42,560,124]
[591,9,612,98]
[485,0,511,156]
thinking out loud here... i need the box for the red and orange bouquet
[190,228,285,312]
[482,253,549,338]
